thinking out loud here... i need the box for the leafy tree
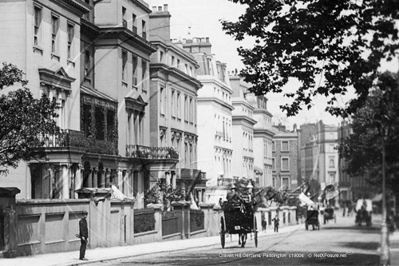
[0,62,59,174]
[221,0,399,117]
[339,71,399,197]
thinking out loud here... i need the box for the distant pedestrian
[272,215,280,233]
[342,206,346,217]
[262,218,267,232]
[347,202,353,217]
[79,211,89,260]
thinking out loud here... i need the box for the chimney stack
[149,3,172,41]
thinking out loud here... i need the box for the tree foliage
[0,62,59,174]
[339,71,399,196]
[228,178,289,207]
[221,0,399,117]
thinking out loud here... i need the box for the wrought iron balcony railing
[40,129,118,156]
[126,144,179,160]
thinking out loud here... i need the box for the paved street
[89,215,380,266]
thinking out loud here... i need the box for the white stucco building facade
[178,37,234,204]
[230,75,256,181]
[247,95,275,187]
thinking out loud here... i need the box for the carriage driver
[226,183,244,204]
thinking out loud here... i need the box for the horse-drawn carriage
[219,181,289,248]
[305,209,320,230]
[323,207,336,224]
[355,199,372,226]
[220,199,258,248]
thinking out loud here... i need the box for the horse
[355,207,371,226]
[237,195,261,247]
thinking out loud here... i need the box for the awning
[326,190,339,200]
[111,185,135,202]
[372,193,382,202]
[299,192,315,206]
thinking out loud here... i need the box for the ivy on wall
[134,209,155,234]
[190,210,204,232]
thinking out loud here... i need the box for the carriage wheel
[254,217,258,248]
[220,217,225,248]
[367,216,372,226]
[254,231,258,247]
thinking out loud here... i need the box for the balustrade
[126,144,179,160]
[40,129,118,155]
[39,131,181,159]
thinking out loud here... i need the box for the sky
[146,0,399,129]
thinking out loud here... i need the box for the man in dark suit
[262,218,267,232]
[79,211,89,260]
[272,215,280,232]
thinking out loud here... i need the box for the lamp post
[374,72,397,265]
[375,113,391,266]
[380,127,390,266]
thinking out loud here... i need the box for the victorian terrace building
[0,0,182,208]
[180,37,234,188]
[272,126,299,190]
[249,96,275,187]
[0,0,91,199]
[230,74,256,182]
[149,5,206,203]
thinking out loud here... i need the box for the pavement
[2,214,399,266]
[389,225,399,266]
[368,214,399,266]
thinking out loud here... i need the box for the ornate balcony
[41,129,118,156]
[126,145,178,160]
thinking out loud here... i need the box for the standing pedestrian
[262,218,267,232]
[272,215,280,233]
[79,211,89,261]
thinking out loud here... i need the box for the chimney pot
[152,6,156,12]
[158,6,162,12]
[164,4,168,11]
